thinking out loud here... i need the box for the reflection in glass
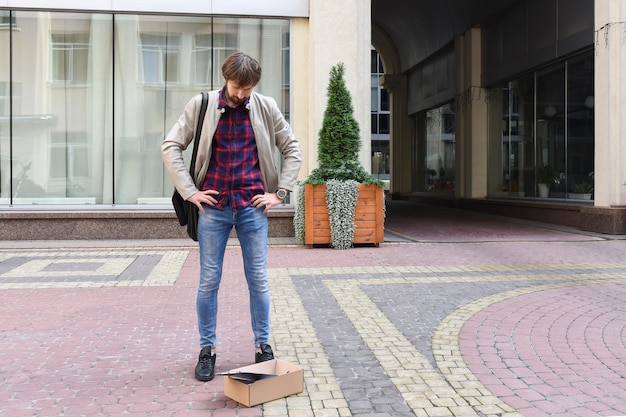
[426,103,455,192]
[536,64,565,198]
[0,11,289,206]
[0,12,10,201]
[114,15,289,204]
[370,47,389,181]
[488,50,594,200]
[498,76,534,197]
[9,11,112,204]
[566,54,594,200]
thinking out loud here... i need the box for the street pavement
[1,200,625,417]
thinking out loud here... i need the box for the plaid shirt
[202,87,265,209]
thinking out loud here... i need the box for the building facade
[375,0,625,234]
[0,0,373,239]
[1,0,624,238]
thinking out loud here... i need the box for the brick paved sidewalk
[1,201,625,417]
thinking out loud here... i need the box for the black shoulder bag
[172,91,209,241]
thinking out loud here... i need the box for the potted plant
[568,181,594,200]
[293,63,385,249]
[536,165,556,198]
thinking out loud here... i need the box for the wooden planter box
[304,183,384,247]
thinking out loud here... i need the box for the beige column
[291,18,311,183]
[380,74,412,194]
[374,23,412,194]
[593,0,626,207]
[300,0,372,177]
[455,28,488,199]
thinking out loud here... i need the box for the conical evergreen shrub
[306,63,382,185]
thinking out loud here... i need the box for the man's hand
[187,190,220,213]
[251,192,283,214]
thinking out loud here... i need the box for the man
[161,52,302,382]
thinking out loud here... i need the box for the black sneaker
[255,344,274,363]
[195,347,216,381]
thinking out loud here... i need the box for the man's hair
[222,52,262,87]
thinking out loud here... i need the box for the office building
[0,0,623,238]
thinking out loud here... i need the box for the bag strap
[189,91,209,176]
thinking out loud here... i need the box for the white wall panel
[7,0,113,10]
[110,0,212,14]
[4,0,308,17]
[212,0,308,17]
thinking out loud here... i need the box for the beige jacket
[162,90,302,201]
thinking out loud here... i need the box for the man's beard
[226,91,246,107]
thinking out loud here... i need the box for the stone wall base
[580,206,626,235]
[0,209,296,240]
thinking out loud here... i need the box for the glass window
[49,133,90,179]
[210,20,238,87]
[114,15,289,204]
[51,33,90,84]
[371,49,378,73]
[370,113,378,134]
[380,88,389,112]
[371,77,378,112]
[502,75,535,197]
[0,31,8,201]
[281,28,290,123]
[371,140,389,178]
[487,50,594,200]
[426,103,455,192]
[194,34,212,85]
[378,113,390,134]
[0,11,289,206]
[536,64,565,198]
[139,33,180,84]
[370,46,390,183]
[566,54,594,200]
[9,11,112,204]
[0,10,14,26]
[380,87,391,112]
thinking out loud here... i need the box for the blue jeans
[196,203,270,349]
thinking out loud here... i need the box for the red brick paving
[1,200,626,417]
[460,283,626,417]
[0,251,262,417]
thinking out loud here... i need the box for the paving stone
[1,200,625,416]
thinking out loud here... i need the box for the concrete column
[455,28,488,199]
[380,74,412,194]
[305,0,372,174]
[374,23,412,194]
[594,0,626,207]
[291,18,310,182]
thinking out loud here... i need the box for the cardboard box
[221,359,304,407]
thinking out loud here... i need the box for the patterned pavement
[1,200,625,417]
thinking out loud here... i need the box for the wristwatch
[276,188,288,200]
